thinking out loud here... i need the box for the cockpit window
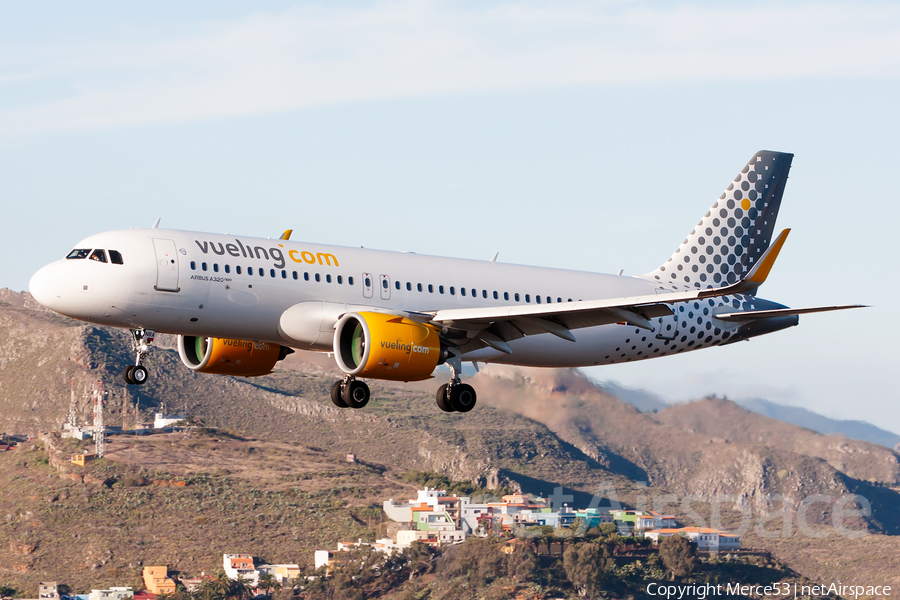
[67,249,91,259]
[109,250,124,265]
[89,249,107,263]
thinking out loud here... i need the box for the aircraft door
[152,238,180,292]
[380,274,391,300]
[362,273,373,299]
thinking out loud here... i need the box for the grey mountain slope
[737,397,900,450]
[596,379,668,412]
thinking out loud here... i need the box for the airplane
[29,150,864,414]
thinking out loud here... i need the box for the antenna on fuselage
[490,252,499,263]
[151,218,161,229]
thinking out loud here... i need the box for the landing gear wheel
[435,383,454,412]
[342,380,370,409]
[331,381,348,408]
[131,365,149,385]
[125,328,155,387]
[448,383,476,413]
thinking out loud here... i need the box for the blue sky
[2,1,897,432]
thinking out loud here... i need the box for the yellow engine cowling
[177,336,292,377]
[333,312,445,382]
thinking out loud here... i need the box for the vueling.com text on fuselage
[194,239,339,270]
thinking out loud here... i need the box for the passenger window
[337,275,342,284]
[213,264,219,272]
[224,265,230,274]
[482,290,487,299]
[270,269,276,278]
[190,261,196,270]
[439,285,444,294]
[504,292,509,301]
[382,279,388,289]
[428,284,433,293]
[557,297,562,303]
[395,281,400,290]
[315,273,321,282]
[237,266,242,275]
[293,271,298,280]
[515,293,520,302]
[66,249,91,260]
[461,288,466,297]
[450,286,455,295]
[349,276,354,285]
[471,289,476,297]
[417,283,423,292]
[536,296,541,304]
[364,277,371,287]
[406,282,412,291]
[202,263,208,271]
[525,294,530,303]
[547,296,552,303]
[304,272,310,281]
[89,249,107,263]
[493,291,498,300]
[568,298,572,302]
[282,270,287,279]
[109,250,124,265]
[326,274,332,283]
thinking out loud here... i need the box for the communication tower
[92,381,106,458]
[67,383,78,429]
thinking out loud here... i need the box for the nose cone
[29,262,64,311]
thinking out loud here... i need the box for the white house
[223,554,259,586]
[88,588,132,600]
[154,413,186,429]
[644,527,741,551]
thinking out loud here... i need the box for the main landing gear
[329,362,478,414]
[330,375,370,409]
[435,361,477,413]
[123,328,155,386]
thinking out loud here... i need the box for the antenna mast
[67,383,78,428]
[92,381,106,458]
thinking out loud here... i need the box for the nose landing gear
[123,329,155,386]
[330,375,370,409]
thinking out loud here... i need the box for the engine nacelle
[333,312,445,382]
[177,336,292,377]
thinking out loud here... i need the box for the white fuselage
[29,227,789,369]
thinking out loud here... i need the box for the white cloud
[1,1,899,134]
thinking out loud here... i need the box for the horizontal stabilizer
[715,304,868,322]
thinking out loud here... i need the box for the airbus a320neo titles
[30,151,864,413]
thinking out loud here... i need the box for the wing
[424,229,792,354]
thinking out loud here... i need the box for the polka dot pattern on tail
[644,151,793,290]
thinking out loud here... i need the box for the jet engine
[333,312,446,381]
[177,336,292,377]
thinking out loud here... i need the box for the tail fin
[644,150,793,290]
